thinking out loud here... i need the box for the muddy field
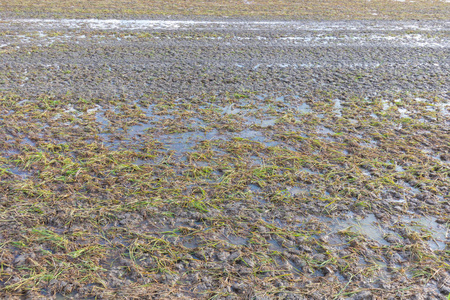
[1,0,450,20]
[0,15,450,300]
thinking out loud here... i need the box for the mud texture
[0,18,449,299]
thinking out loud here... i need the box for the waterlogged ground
[0,19,450,299]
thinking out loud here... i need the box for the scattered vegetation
[0,0,449,20]
[0,89,449,298]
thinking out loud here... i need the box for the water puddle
[249,155,264,166]
[439,103,449,116]
[95,111,109,128]
[280,33,446,47]
[400,181,421,195]
[381,99,392,111]
[2,149,20,158]
[317,126,335,136]
[327,213,448,250]
[360,167,372,177]
[222,104,241,115]
[179,237,202,249]
[331,213,394,246]
[398,108,409,118]
[127,122,154,136]
[22,137,36,147]
[86,105,102,115]
[63,104,82,116]
[359,138,378,149]
[3,19,448,33]
[268,239,285,251]
[395,165,405,172]
[301,168,321,175]
[296,103,312,114]
[287,186,310,196]
[333,99,342,117]
[248,184,262,192]
[237,129,278,147]
[8,167,31,179]
[223,234,248,246]
[158,131,218,154]
[249,118,277,128]
[396,216,448,250]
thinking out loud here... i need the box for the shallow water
[3,19,449,33]
[398,215,448,250]
[333,98,342,117]
[9,167,31,179]
[329,213,396,246]
[288,186,310,196]
[327,213,448,250]
[296,103,312,114]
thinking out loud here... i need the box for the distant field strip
[0,0,449,19]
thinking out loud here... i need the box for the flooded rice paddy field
[0,19,450,299]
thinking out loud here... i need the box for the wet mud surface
[0,19,450,299]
